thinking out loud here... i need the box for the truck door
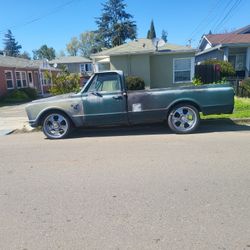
[82,72,128,126]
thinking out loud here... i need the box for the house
[196,25,250,78]
[49,56,93,76]
[91,38,196,89]
[0,55,59,97]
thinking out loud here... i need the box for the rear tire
[167,104,200,134]
[42,111,72,139]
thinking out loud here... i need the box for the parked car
[26,70,234,139]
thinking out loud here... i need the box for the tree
[147,20,156,39]
[33,45,56,60]
[161,29,168,42]
[44,68,80,95]
[18,51,31,60]
[66,37,79,56]
[96,0,137,48]
[57,50,66,58]
[79,31,101,57]
[3,30,22,56]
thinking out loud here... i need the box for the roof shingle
[0,55,57,70]
[92,38,194,57]
[49,56,92,64]
[206,33,250,45]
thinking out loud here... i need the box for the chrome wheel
[43,113,70,139]
[168,105,200,134]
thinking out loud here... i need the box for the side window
[87,73,121,93]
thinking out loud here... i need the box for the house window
[80,63,93,74]
[15,71,27,88]
[22,72,27,87]
[85,63,93,72]
[41,72,51,85]
[16,72,22,88]
[173,58,194,83]
[28,71,33,87]
[229,54,245,71]
[5,71,14,89]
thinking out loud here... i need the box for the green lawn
[201,97,250,119]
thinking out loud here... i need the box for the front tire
[167,104,200,134]
[42,112,72,139]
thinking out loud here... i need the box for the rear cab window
[85,73,122,93]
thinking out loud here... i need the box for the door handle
[91,92,102,97]
[112,95,123,100]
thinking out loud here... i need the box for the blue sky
[0,0,249,56]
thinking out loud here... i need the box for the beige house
[91,39,196,88]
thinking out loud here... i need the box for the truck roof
[95,70,124,76]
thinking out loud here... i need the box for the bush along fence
[195,59,250,97]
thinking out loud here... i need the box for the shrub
[45,70,81,95]
[22,87,38,100]
[4,90,30,102]
[192,77,203,86]
[242,78,250,93]
[202,59,235,77]
[125,76,145,90]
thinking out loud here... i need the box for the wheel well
[167,101,201,116]
[38,109,74,126]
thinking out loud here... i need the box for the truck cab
[81,71,128,126]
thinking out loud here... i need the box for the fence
[195,64,220,84]
[226,78,250,97]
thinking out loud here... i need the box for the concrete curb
[202,118,250,125]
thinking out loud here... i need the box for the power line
[188,0,222,40]
[213,0,242,33]
[0,0,80,34]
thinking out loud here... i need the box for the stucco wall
[110,54,151,88]
[150,53,195,88]
[110,56,129,75]
[110,52,195,89]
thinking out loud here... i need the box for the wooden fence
[195,64,220,84]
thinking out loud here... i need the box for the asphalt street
[0,125,250,250]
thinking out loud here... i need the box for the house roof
[232,24,250,34]
[49,56,92,64]
[92,38,195,57]
[205,33,250,46]
[0,55,58,70]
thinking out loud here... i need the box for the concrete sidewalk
[0,103,34,136]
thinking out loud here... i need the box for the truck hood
[31,93,77,104]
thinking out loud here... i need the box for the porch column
[246,47,250,77]
[223,47,229,61]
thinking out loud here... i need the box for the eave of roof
[49,56,92,64]
[91,38,195,58]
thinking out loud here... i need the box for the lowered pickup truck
[26,70,234,139]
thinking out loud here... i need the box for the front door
[82,72,128,126]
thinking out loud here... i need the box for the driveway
[0,103,32,135]
[0,128,250,249]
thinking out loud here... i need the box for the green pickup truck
[26,70,234,139]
